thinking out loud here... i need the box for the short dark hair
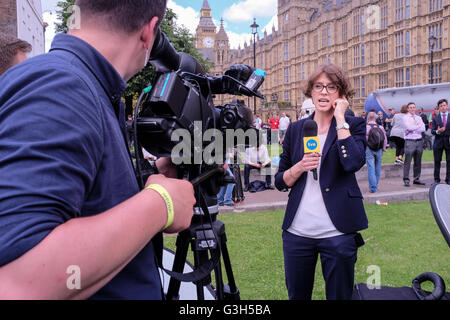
[0,33,32,76]
[406,102,416,108]
[75,0,167,33]
[437,99,448,106]
[303,63,355,99]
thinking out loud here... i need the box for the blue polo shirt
[0,34,162,299]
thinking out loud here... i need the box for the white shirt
[245,145,270,164]
[279,116,290,130]
[287,133,343,239]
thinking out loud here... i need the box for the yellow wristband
[146,184,174,230]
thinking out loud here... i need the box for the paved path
[219,162,446,214]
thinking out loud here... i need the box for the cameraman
[0,0,195,299]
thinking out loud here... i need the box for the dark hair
[406,102,416,108]
[303,63,355,99]
[75,0,167,33]
[0,33,32,76]
[437,99,448,106]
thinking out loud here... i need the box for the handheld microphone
[303,120,319,180]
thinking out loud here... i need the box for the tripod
[165,193,240,300]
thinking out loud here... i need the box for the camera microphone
[244,69,266,92]
[302,120,320,180]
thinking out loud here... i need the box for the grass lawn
[267,145,443,164]
[164,201,449,300]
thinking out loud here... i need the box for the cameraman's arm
[0,69,195,299]
[0,188,167,299]
[0,177,194,300]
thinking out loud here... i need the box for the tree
[54,1,212,116]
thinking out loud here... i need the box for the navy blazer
[275,115,369,234]
[431,113,450,149]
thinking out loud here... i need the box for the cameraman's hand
[145,174,195,234]
[156,157,178,178]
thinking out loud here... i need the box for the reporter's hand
[294,152,321,175]
[145,174,195,234]
[333,95,349,121]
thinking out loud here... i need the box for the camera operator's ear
[140,17,160,50]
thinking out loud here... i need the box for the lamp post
[250,18,259,115]
[429,32,437,84]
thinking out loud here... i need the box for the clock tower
[195,0,216,51]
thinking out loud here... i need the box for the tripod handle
[190,167,224,187]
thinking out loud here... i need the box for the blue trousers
[217,167,235,205]
[282,231,358,300]
[366,148,383,192]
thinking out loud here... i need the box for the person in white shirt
[253,114,262,130]
[300,109,310,120]
[244,144,274,191]
[279,112,291,144]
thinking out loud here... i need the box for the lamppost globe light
[251,18,259,35]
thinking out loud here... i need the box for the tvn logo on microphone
[303,137,320,153]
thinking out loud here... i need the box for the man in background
[269,113,280,144]
[0,33,32,76]
[403,102,426,187]
[366,111,387,193]
[383,108,395,148]
[0,0,195,299]
[279,112,290,144]
[244,144,274,191]
[431,99,450,184]
[418,107,431,150]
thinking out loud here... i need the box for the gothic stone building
[195,0,449,121]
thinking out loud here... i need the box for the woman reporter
[275,64,368,300]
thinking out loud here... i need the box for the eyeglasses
[312,83,339,94]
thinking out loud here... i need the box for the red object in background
[269,118,279,130]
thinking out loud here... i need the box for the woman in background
[390,105,408,164]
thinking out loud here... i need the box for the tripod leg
[192,247,210,300]
[213,250,224,300]
[166,231,191,300]
[220,233,240,300]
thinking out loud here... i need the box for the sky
[41,0,278,52]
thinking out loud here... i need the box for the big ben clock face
[203,36,214,48]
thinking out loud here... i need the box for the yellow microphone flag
[303,137,320,153]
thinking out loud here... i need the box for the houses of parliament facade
[195,0,448,120]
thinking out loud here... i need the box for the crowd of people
[239,95,449,199]
[359,99,449,191]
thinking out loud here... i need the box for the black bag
[248,180,266,193]
[367,124,385,150]
[352,272,450,300]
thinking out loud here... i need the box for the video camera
[129,28,266,300]
[133,28,265,198]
